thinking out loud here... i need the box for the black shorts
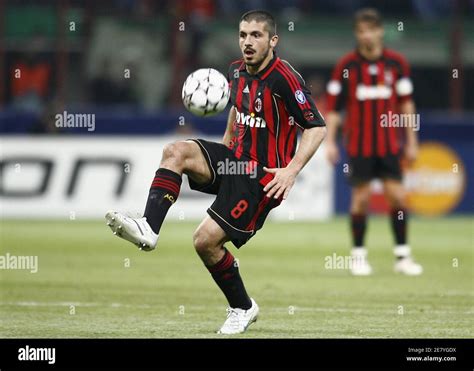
[188,139,281,248]
[347,154,402,186]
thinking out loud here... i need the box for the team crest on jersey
[384,70,394,84]
[295,90,306,104]
[254,98,262,112]
[368,64,378,75]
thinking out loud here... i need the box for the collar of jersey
[354,47,387,63]
[239,53,280,80]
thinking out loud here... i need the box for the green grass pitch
[1,216,472,338]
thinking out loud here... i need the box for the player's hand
[263,166,298,200]
[404,142,418,165]
[326,142,340,165]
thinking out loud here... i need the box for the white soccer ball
[182,68,230,117]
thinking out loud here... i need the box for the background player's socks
[393,244,411,259]
[390,208,408,259]
[207,248,252,310]
[143,168,182,234]
[350,213,367,248]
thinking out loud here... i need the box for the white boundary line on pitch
[0,301,153,309]
[0,301,472,315]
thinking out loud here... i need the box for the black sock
[351,213,367,248]
[143,168,182,234]
[391,208,407,247]
[207,248,252,310]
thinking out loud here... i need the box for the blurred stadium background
[0,0,472,338]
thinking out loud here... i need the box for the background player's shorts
[188,139,281,248]
[347,154,402,185]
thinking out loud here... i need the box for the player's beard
[245,44,270,68]
[365,43,376,52]
[359,41,374,53]
[360,38,382,54]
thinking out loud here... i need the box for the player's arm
[399,98,418,164]
[395,54,417,164]
[264,126,326,199]
[263,67,327,200]
[325,58,348,165]
[222,105,236,146]
[325,111,342,165]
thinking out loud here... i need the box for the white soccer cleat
[105,211,158,251]
[217,298,259,335]
[394,257,423,276]
[350,247,373,276]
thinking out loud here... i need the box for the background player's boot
[393,245,423,275]
[394,257,423,275]
[350,247,373,276]
[105,211,158,251]
[217,298,259,335]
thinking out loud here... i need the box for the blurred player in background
[325,8,422,276]
[106,10,326,333]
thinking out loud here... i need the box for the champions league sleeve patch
[294,90,307,105]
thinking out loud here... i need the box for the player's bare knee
[162,142,182,160]
[384,187,405,209]
[351,195,370,213]
[193,227,212,255]
[361,196,370,210]
[161,142,188,169]
[390,194,406,209]
[162,143,175,161]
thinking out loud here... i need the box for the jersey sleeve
[227,64,235,82]
[275,64,325,129]
[227,61,241,106]
[394,54,414,103]
[227,60,243,82]
[326,56,349,112]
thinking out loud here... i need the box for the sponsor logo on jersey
[295,90,307,104]
[235,110,266,128]
[356,84,393,100]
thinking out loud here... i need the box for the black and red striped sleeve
[326,54,351,112]
[392,52,414,103]
[274,61,325,129]
[227,59,243,82]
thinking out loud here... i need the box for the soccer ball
[182,68,230,117]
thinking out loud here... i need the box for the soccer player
[106,10,326,334]
[325,8,422,276]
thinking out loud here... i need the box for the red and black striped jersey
[227,54,325,169]
[326,48,414,158]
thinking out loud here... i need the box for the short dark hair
[353,8,383,28]
[240,10,277,37]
